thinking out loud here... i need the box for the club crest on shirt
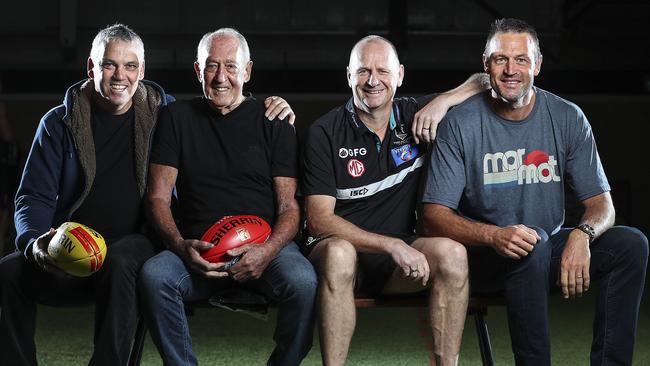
[347,159,365,178]
[394,124,408,141]
[391,144,419,166]
[392,124,411,146]
[236,227,251,242]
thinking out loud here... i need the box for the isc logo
[349,188,369,197]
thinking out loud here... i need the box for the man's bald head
[348,35,400,70]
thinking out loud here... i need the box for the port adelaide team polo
[302,96,433,239]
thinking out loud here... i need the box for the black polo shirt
[302,96,434,239]
[150,96,298,239]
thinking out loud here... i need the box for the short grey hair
[484,18,541,59]
[90,24,145,64]
[196,28,250,67]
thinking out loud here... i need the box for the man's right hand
[388,239,430,286]
[490,224,541,259]
[173,238,229,279]
[32,229,68,276]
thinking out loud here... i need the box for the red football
[200,215,272,263]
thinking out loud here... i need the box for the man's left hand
[264,96,295,125]
[558,230,591,299]
[412,96,450,144]
[227,244,275,282]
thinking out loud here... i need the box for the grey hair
[196,28,250,67]
[90,24,145,64]
[484,18,541,59]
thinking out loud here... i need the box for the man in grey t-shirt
[423,18,648,365]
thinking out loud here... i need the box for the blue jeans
[468,226,648,366]
[138,242,317,366]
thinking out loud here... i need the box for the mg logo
[347,159,365,178]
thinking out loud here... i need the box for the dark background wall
[1,0,649,236]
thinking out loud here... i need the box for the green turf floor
[34,292,649,365]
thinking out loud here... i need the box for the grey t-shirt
[423,87,610,235]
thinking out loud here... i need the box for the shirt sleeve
[14,108,66,256]
[270,119,298,178]
[149,105,180,169]
[415,94,438,108]
[422,117,466,209]
[301,124,337,197]
[564,107,610,201]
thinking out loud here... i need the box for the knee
[316,239,357,287]
[0,252,29,287]
[424,239,468,285]
[103,235,155,274]
[605,226,649,270]
[516,238,552,276]
[102,252,137,279]
[283,259,318,302]
[137,253,177,298]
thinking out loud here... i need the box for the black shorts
[302,234,417,297]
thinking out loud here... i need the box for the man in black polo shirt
[139,28,316,366]
[301,35,488,365]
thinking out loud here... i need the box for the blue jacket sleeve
[14,107,67,257]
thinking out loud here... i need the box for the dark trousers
[0,233,156,366]
[468,226,648,366]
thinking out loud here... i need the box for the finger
[422,262,430,286]
[401,264,411,277]
[232,270,250,282]
[513,238,535,253]
[560,267,569,298]
[582,264,590,292]
[227,244,253,257]
[265,104,283,120]
[213,262,229,271]
[509,244,529,258]
[575,270,584,297]
[193,240,214,251]
[412,114,423,144]
[501,248,521,260]
[42,228,57,241]
[422,129,431,143]
[520,226,541,242]
[426,128,436,143]
[264,96,277,108]
[278,107,291,121]
[420,119,433,143]
[35,229,56,250]
[34,253,50,272]
[288,111,296,125]
[191,252,220,271]
[35,250,56,271]
[568,269,577,299]
[203,270,230,279]
[420,120,432,143]
[264,97,283,118]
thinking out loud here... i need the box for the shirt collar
[345,97,397,132]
